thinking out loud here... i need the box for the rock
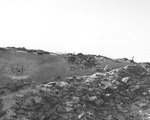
[89,73,99,79]
[104,65,109,72]
[95,99,104,105]
[65,107,73,112]
[88,96,97,101]
[58,81,68,87]
[56,105,66,113]
[85,77,94,83]
[101,81,112,89]
[122,77,130,83]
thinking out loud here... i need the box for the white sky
[0,0,150,62]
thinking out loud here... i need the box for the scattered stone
[88,96,97,101]
[9,64,150,120]
[58,81,68,87]
[122,77,130,83]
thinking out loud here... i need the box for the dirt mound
[2,65,149,120]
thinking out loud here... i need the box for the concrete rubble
[6,64,150,120]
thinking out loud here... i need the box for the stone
[88,96,97,101]
[122,77,130,83]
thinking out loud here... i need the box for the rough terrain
[0,47,149,120]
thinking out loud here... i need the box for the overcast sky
[0,0,150,62]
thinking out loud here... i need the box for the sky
[0,0,150,62]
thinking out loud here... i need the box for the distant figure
[131,56,134,62]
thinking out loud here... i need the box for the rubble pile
[9,65,150,120]
[0,79,33,96]
[67,53,97,69]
